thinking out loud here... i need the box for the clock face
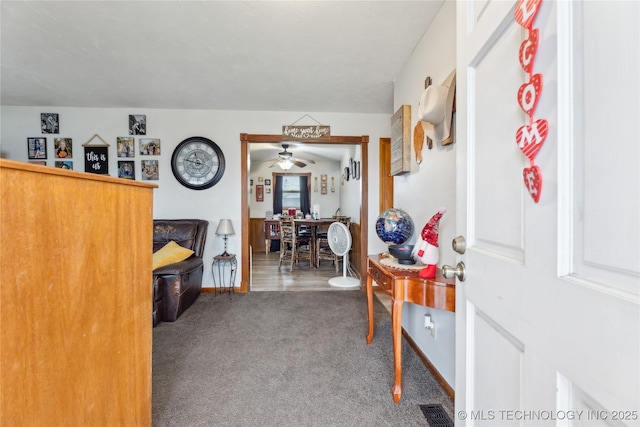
[171,137,225,190]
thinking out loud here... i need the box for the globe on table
[375,208,414,245]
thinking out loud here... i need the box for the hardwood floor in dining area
[250,250,392,312]
[251,250,349,291]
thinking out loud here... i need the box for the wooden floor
[250,250,391,311]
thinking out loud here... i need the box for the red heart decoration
[516,119,548,161]
[517,74,543,116]
[514,0,542,29]
[523,165,542,203]
[519,29,539,73]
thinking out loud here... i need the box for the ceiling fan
[266,144,316,170]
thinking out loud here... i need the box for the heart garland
[515,0,545,203]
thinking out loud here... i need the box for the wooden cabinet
[0,160,156,426]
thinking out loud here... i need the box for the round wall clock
[171,136,225,190]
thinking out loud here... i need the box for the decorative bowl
[388,244,415,265]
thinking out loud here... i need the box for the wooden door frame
[379,138,393,212]
[239,133,369,293]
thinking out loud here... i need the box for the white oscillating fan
[327,222,360,288]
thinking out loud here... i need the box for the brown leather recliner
[153,219,208,322]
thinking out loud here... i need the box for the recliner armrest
[153,255,203,276]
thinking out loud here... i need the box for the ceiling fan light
[279,159,293,170]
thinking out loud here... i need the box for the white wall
[0,107,388,289]
[392,0,457,389]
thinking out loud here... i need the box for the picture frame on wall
[256,184,264,202]
[390,104,411,175]
[264,179,271,186]
[54,138,72,159]
[141,160,159,180]
[117,137,135,157]
[118,161,135,180]
[139,138,160,155]
[27,137,47,159]
[129,115,146,135]
[55,161,72,170]
[41,113,59,134]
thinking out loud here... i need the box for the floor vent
[419,404,454,427]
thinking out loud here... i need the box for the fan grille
[328,222,351,255]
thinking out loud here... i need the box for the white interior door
[455,1,639,425]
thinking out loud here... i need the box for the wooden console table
[366,254,456,403]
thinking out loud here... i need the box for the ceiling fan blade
[292,160,307,168]
[292,157,316,165]
[267,159,281,168]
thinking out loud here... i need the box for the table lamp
[215,219,235,256]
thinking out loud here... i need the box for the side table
[212,254,237,296]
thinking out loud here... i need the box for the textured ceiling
[0,0,443,114]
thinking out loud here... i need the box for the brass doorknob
[442,261,466,281]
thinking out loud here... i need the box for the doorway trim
[239,133,369,293]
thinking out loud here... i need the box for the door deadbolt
[452,236,466,254]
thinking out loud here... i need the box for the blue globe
[375,208,414,245]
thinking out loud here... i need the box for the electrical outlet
[424,314,436,339]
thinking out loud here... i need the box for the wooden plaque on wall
[390,105,411,176]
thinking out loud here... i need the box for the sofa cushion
[153,241,194,270]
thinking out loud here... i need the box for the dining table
[293,218,335,268]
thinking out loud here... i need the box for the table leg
[392,297,404,404]
[366,273,374,344]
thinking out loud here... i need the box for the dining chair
[278,217,311,271]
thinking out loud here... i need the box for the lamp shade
[215,219,235,236]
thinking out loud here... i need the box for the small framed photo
[258,176,264,182]
[129,115,146,135]
[29,160,47,166]
[54,138,72,159]
[117,137,135,157]
[139,138,160,155]
[266,188,271,194]
[118,161,135,180]
[55,161,72,170]
[250,179,253,186]
[41,113,59,134]
[264,179,271,186]
[27,137,47,159]
[141,160,159,180]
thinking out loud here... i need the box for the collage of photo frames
[28,113,160,181]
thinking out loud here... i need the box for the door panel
[473,22,526,262]
[457,1,639,425]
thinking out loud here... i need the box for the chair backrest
[279,217,295,242]
[153,219,209,257]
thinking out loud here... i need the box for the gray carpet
[153,291,454,426]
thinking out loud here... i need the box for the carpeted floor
[152,291,453,426]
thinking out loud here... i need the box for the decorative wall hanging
[256,184,264,202]
[314,176,318,192]
[331,176,335,192]
[418,70,456,146]
[514,0,545,203]
[27,137,47,160]
[321,174,327,194]
[282,114,330,141]
[390,105,411,176]
[82,134,110,175]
